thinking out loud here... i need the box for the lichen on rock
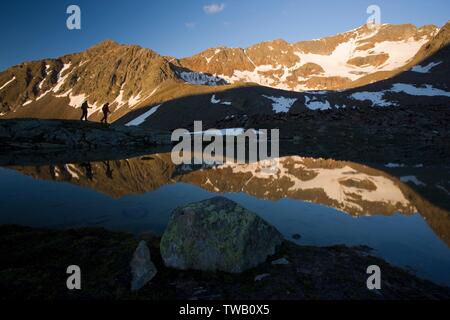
[160,197,284,273]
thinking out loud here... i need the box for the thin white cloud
[185,22,196,28]
[203,3,225,14]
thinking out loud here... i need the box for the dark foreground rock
[0,225,449,300]
[0,119,171,150]
[130,241,157,291]
[160,197,284,273]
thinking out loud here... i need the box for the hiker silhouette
[100,103,111,124]
[103,160,114,179]
[80,162,93,180]
[80,100,91,121]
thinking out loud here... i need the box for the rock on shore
[0,225,449,300]
[130,241,157,291]
[0,119,171,150]
[160,197,284,273]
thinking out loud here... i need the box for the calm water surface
[0,153,449,286]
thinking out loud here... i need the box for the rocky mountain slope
[176,24,439,91]
[0,40,180,121]
[0,22,448,125]
[118,21,450,131]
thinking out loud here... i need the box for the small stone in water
[272,258,290,265]
[255,273,271,282]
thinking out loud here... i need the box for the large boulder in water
[160,197,283,273]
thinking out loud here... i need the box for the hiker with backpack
[80,100,91,121]
[100,102,111,124]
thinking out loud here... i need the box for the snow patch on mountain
[53,62,73,93]
[211,94,232,105]
[113,88,126,108]
[306,90,329,95]
[35,89,52,101]
[206,27,433,92]
[190,128,266,137]
[179,71,226,86]
[59,62,72,75]
[134,86,161,108]
[146,86,160,98]
[53,88,87,108]
[293,36,429,84]
[366,38,430,70]
[36,64,53,90]
[211,94,221,104]
[400,176,426,186]
[391,84,450,97]
[0,77,16,91]
[38,79,45,90]
[411,61,443,73]
[263,95,298,113]
[350,91,396,107]
[128,93,142,108]
[79,60,89,67]
[350,83,450,107]
[385,163,406,168]
[204,49,222,64]
[68,93,88,108]
[126,105,161,126]
[219,64,284,88]
[304,96,332,110]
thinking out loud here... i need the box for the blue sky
[0,0,449,71]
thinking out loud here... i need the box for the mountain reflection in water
[1,153,450,286]
[6,153,450,245]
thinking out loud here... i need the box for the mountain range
[0,21,449,129]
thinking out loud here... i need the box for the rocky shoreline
[1,197,449,300]
[0,119,172,150]
[213,105,450,164]
[2,109,450,167]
